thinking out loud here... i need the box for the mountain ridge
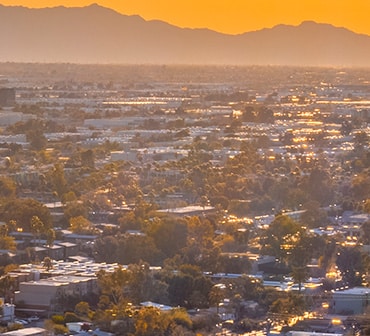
[1,3,370,66]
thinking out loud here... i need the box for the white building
[14,275,97,312]
[332,287,370,315]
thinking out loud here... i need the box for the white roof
[333,287,370,296]
[2,327,47,336]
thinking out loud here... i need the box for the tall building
[0,88,16,107]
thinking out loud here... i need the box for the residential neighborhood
[0,63,369,335]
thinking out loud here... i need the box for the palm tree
[291,266,309,293]
[43,256,53,271]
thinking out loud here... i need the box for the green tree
[303,167,334,205]
[43,256,53,271]
[134,306,171,336]
[291,266,309,293]
[299,201,328,229]
[69,216,94,235]
[0,177,16,198]
[209,285,225,314]
[26,129,47,150]
[49,163,68,198]
[261,215,302,262]
[117,235,161,265]
[336,247,365,286]
[97,266,131,305]
[288,233,311,292]
[352,170,370,201]
[31,215,45,246]
[0,224,16,251]
[0,274,15,303]
[269,293,306,317]
[81,149,95,169]
[147,217,187,258]
[46,228,56,247]
[64,201,88,221]
[75,301,91,318]
[126,263,168,304]
[94,236,119,263]
[0,198,51,232]
[362,221,370,244]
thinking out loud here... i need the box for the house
[47,244,64,260]
[57,241,79,259]
[332,287,370,315]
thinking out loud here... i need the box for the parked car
[14,319,29,325]
[27,316,40,322]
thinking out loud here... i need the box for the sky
[1,0,370,36]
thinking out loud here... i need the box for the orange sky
[2,0,370,35]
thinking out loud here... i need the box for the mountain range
[1,3,370,66]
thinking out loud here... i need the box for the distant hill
[1,3,370,66]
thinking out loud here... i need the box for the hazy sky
[2,0,370,35]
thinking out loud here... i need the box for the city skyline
[1,0,370,36]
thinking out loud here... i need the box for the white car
[27,316,40,322]
[14,319,29,325]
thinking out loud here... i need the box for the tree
[46,228,56,247]
[49,163,68,198]
[26,129,47,150]
[352,171,370,201]
[69,216,94,235]
[126,263,168,304]
[354,131,369,150]
[362,221,370,244]
[299,201,328,228]
[261,215,301,262]
[209,285,225,314]
[134,306,171,336]
[303,167,334,205]
[31,215,45,246]
[117,235,162,265]
[0,177,16,198]
[0,274,15,303]
[269,293,306,317]
[97,266,131,305]
[75,301,91,318]
[64,201,88,221]
[242,105,256,122]
[0,198,51,232]
[81,149,95,169]
[0,224,16,251]
[94,236,119,263]
[147,217,188,259]
[43,256,53,271]
[187,216,214,247]
[166,265,212,309]
[290,266,309,293]
[336,247,365,286]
